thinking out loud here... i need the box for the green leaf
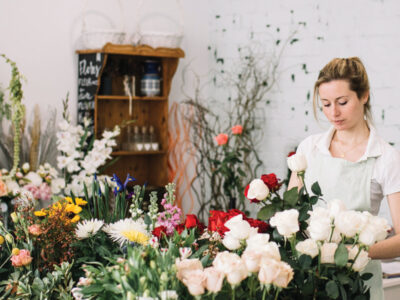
[299,254,312,269]
[337,273,351,285]
[361,272,373,281]
[334,243,348,267]
[309,196,319,205]
[311,182,322,196]
[257,205,277,220]
[326,280,339,299]
[200,254,210,267]
[283,187,298,206]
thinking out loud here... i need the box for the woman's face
[318,80,368,131]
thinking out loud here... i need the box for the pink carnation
[11,249,32,267]
[39,182,52,201]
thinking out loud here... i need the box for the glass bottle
[133,125,143,151]
[142,125,151,151]
[149,125,159,151]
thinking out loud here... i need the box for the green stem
[231,285,236,300]
[262,285,267,300]
[274,288,280,300]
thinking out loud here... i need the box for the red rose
[247,218,269,233]
[185,214,199,228]
[227,209,246,219]
[175,224,185,234]
[185,214,206,233]
[244,184,260,203]
[152,226,167,239]
[288,151,296,157]
[261,173,282,192]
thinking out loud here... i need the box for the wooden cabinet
[76,43,184,186]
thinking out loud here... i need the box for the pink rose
[214,133,228,146]
[11,249,32,267]
[231,125,243,135]
[28,224,42,236]
[23,184,41,200]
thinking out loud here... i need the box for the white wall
[1,0,399,221]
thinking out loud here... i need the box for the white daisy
[103,218,150,246]
[75,219,104,239]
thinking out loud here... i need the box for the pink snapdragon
[157,197,183,235]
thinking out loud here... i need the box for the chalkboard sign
[77,53,104,134]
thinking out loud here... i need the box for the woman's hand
[368,192,400,259]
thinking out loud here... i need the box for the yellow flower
[34,209,47,217]
[11,248,20,256]
[122,230,150,246]
[52,202,62,211]
[75,198,87,206]
[70,215,80,223]
[0,235,4,245]
[66,204,82,214]
[65,197,73,204]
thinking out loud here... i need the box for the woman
[288,57,400,299]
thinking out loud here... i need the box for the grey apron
[305,152,383,300]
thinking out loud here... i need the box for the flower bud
[160,272,168,282]
[5,233,13,244]
[150,260,156,269]
[139,276,146,285]
[22,163,30,173]
[12,248,20,256]
[10,212,18,223]
[0,235,4,245]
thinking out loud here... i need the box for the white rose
[320,242,338,264]
[307,206,332,241]
[213,252,247,285]
[246,179,269,201]
[359,214,390,246]
[222,232,241,250]
[245,233,270,252]
[259,242,281,261]
[295,239,319,258]
[241,249,261,273]
[270,209,299,238]
[287,153,307,172]
[258,258,280,285]
[25,171,43,186]
[335,210,368,238]
[327,199,347,218]
[224,215,254,240]
[347,245,370,272]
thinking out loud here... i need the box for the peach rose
[28,224,42,236]
[175,258,203,281]
[231,125,243,135]
[273,261,294,288]
[203,267,224,293]
[181,269,206,296]
[11,249,32,267]
[214,133,228,146]
[258,258,280,285]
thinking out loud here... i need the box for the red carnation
[152,226,167,239]
[175,224,185,234]
[208,210,229,236]
[184,214,206,233]
[261,173,282,192]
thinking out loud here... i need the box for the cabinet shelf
[111,150,167,156]
[97,95,167,101]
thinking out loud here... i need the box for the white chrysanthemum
[75,219,104,239]
[104,218,150,246]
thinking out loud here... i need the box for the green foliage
[0,262,74,299]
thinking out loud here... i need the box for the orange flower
[28,224,42,236]
[214,133,228,146]
[231,125,243,135]
[0,179,8,197]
